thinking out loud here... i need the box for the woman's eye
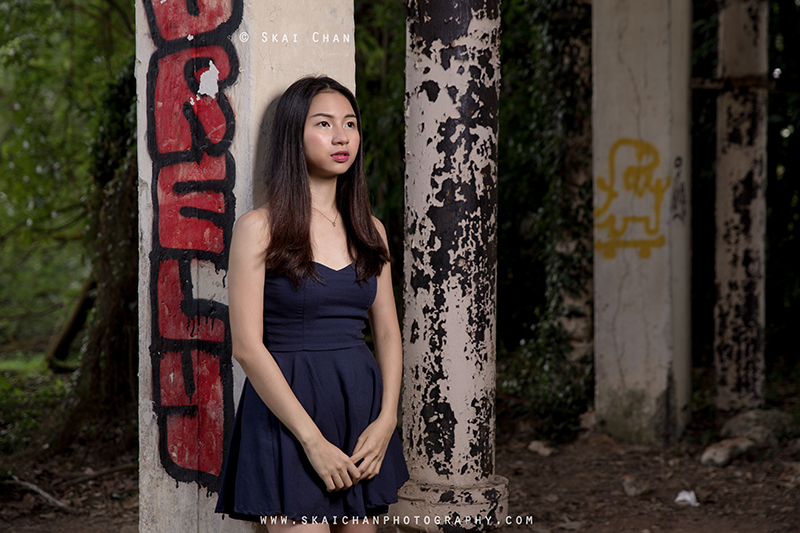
[318,120,330,127]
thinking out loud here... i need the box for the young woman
[215,76,408,530]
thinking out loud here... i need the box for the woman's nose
[333,125,349,144]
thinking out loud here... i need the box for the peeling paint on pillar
[714,0,767,411]
[405,0,498,483]
[397,0,507,530]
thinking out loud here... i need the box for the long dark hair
[265,75,390,286]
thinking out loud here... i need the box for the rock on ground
[721,409,794,447]
[789,438,800,455]
[700,437,755,467]
[528,440,556,457]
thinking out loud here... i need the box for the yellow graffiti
[595,138,671,259]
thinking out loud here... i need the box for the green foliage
[496,0,594,441]
[355,0,406,270]
[497,0,592,344]
[0,0,133,359]
[498,324,593,443]
[0,0,133,241]
[0,358,72,454]
[0,239,89,349]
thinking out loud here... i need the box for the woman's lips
[331,151,350,162]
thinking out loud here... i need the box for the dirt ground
[2,430,799,533]
[1,450,139,533]
[499,433,800,533]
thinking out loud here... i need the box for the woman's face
[303,91,360,181]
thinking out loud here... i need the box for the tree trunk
[57,62,139,448]
[45,274,95,372]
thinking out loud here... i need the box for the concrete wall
[136,1,354,531]
[592,0,692,444]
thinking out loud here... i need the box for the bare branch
[62,463,137,485]
[3,476,76,513]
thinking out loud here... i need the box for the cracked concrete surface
[592,0,692,445]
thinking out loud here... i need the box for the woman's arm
[228,209,361,491]
[350,218,403,479]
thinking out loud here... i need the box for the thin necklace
[312,206,339,227]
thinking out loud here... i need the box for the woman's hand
[350,414,396,480]
[302,433,362,492]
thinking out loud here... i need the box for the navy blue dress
[215,263,408,521]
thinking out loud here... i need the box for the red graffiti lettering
[157,259,226,342]
[147,0,234,42]
[153,46,233,154]
[160,350,224,476]
[143,0,242,490]
[157,155,227,253]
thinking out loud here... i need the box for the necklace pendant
[332,221,336,227]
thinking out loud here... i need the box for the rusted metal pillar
[714,0,768,411]
[396,1,508,530]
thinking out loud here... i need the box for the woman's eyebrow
[309,112,357,119]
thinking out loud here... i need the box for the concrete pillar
[396,1,508,530]
[592,0,692,444]
[136,1,354,531]
[713,0,768,411]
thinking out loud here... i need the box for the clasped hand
[302,415,395,492]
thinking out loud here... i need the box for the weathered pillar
[397,1,508,530]
[592,0,692,444]
[713,0,768,411]
[136,2,355,531]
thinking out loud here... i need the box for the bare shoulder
[233,206,270,250]
[371,215,388,243]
